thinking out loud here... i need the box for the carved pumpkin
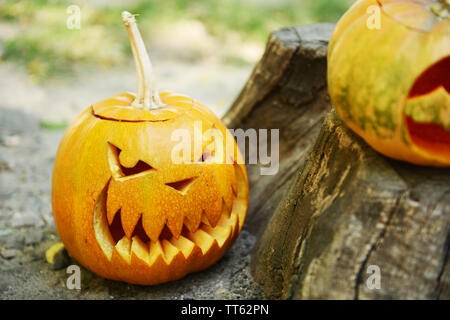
[328,0,450,166]
[51,12,248,285]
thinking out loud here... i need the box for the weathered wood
[223,24,335,235]
[251,111,450,299]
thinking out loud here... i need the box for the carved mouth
[404,56,450,161]
[93,164,247,267]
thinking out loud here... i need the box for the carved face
[328,0,450,166]
[52,92,248,285]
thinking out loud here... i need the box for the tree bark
[251,110,450,300]
[223,24,335,236]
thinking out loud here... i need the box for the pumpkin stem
[121,11,163,110]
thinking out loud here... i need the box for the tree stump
[251,111,450,299]
[225,24,450,299]
[223,24,335,235]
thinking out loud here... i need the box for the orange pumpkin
[328,0,450,166]
[51,12,248,285]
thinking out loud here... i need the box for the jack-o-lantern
[328,0,449,166]
[51,12,248,285]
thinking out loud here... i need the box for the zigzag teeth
[100,162,246,268]
[106,194,120,226]
[185,229,215,254]
[126,210,239,267]
[107,207,119,226]
[142,213,166,243]
[131,235,198,266]
[112,212,239,266]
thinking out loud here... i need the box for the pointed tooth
[203,197,222,227]
[218,208,237,228]
[170,235,195,259]
[161,240,180,264]
[201,224,231,247]
[131,236,150,265]
[231,175,238,197]
[183,217,196,233]
[184,207,202,232]
[201,211,211,226]
[121,209,142,239]
[187,229,215,254]
[223,182,234,212]
[234,198,247,232]
[115,236,131,264]
[107,207,120,226]
[149,241,164,265]
[167,216,184,239]
[142,213,166,243]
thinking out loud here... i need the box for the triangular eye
[107,142,156,178]
[165,177,198,195]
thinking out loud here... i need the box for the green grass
[0,0,353,81]
[40,121,68,130]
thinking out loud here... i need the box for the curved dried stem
[122,11,163,110]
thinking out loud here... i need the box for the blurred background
[0,0,354,125]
